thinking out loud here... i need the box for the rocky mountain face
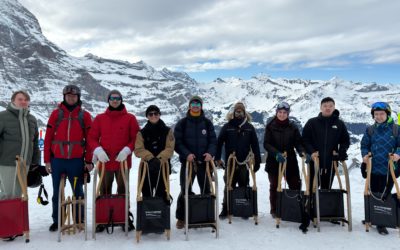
[1,0,399,163]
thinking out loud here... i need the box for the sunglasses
[147,112,160,117]
[190,102,202,107]
[109,96,122,101]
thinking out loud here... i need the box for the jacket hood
[226,110,252,122]
[7,102,30,117]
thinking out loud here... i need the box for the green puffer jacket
[0,103,40,167]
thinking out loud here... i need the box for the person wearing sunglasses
[44,84,93,232]
[89,89,140,232]
[134,105,175,199]
[215,101,261,219]
[174,96,217,229]
[263,102,306,221]
[360,102,400,235]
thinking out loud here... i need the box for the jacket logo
[202,129,207,135]
[332,125,338,129]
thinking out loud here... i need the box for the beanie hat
[107,89,123,102]
[189,95,203,107]
[145,105,161,117]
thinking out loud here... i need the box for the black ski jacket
[302,109,350,170]
[174,111,217,163]
[216,117,261,172]
[264,117,304,176]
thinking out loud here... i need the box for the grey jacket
[0,103,40,167]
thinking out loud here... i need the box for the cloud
[19,0,400,71]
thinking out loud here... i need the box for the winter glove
[332,154,339,162]
[116,146,131,162]
[360,162,367,179]
[93,146,110,163]
[275,153,286,163]
[216,160,225,169]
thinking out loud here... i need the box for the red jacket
[88,107,140,171]
[44,103,92,163]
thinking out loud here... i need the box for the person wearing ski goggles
[360,101,400,235]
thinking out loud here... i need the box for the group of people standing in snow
[1,84,399,239]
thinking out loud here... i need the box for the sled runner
[0,156,29,242]
[184,160,219,240]
[226,152,258,225]
[92,161,129,239]
[312,153,352,232]
[364,154,400,235]
[57,170,88,241]
[136,160,171,242]
[275,155,310,228]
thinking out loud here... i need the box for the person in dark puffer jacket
[174,96,217,229]
[264,102,305,218]
[215,102,261,219]
[360,101,400,235]
[302,97,350,190]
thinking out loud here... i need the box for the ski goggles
[63,85,80,95]
[371,102,390,110]
[276,102,290,111]
[109,96,122,101]
[190,102,202,107]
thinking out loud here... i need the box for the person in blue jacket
[361,101,400,235]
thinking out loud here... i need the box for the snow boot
[176,220,185,229]
[377,226,389,235]
[49,222,58,232]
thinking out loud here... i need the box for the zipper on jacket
[323,120,328,170]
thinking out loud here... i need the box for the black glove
[332,154,339,161]
[360,162,367,179]
[30,164,49,177]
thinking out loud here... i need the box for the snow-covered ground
[1,157,399,250]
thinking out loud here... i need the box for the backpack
[55,107,85,131]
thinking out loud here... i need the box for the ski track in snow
[1,158,399,250]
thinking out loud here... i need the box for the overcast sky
[19,0,400,83]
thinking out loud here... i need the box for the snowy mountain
[1,0,399,162]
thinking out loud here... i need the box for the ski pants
[51,158,84,223]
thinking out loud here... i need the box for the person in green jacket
[0,90,40,199]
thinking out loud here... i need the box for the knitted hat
[145,105,161,117]
[107,89,123,102]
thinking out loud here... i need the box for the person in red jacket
[89,89,140,232]
[44,84,92,232]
